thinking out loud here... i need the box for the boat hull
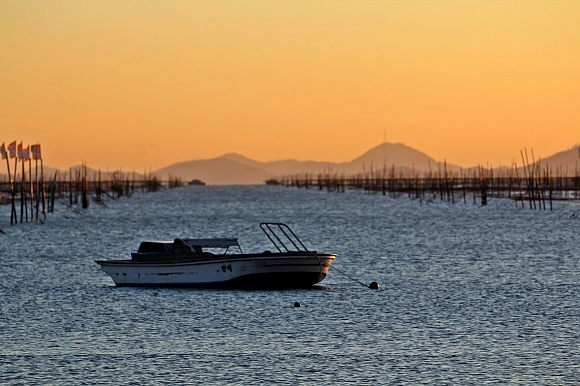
[95,253,337,289]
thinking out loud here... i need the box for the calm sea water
[1,185,579,385]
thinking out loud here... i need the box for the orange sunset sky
[1,0,579,171]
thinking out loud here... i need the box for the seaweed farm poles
[272,161,580,210]
[1,141,19,224]
[28,147,34,221]
[18,143,27,223]
[1,167,187,225]
[31,144,47,221]
[3,142,44,223]
[0,142,179,225]
[81,162,89,209]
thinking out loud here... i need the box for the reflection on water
[1,186,579,384]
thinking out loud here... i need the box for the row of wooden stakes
[0,162,184,225]
[267,162,580,210]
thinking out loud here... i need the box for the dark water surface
[1,186,579,385]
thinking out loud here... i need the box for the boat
[95,222,337,288]
[187,179,206,186]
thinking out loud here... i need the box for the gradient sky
[1,0,579,171]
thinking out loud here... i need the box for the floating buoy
[369,281,380,290]
[293,302,301,308]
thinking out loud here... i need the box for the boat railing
[259,222,311,253]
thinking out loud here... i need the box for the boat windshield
[180,238,242,254]
[137,242,171,254]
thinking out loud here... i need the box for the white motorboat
[95,222,337,288]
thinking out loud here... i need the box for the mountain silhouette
[17,142,580,185]
[339,142,442,174]
[540,145,580,172]
[155,156,267,185]
[154,142,453,185]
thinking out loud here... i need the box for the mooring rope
[329,264,377,289]
[311,250,379,289]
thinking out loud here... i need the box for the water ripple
[1,186,579,384]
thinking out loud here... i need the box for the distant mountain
[155,156,268,185]
[337,142,446,175]
[220,153,264,169]
[7,143,578,185]
[153,142,454,185]
[541,145,580,172]
[221,153,339,175]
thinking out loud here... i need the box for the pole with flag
[0,143,13,224]
[31,144,45,220]
[23,145,34,221]
[7,141,18,224]
[18,142,27,223]
[0,143,8,178]
[32,144,39,220]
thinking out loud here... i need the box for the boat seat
[173,238,198,254]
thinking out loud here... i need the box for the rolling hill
[541,146,580,172]
[154,142,453,185]
[9,142,578,185]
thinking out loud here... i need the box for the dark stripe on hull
[113,272,327,289]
